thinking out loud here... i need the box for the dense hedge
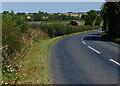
[2,14,27,84]
[2,14,25,57]
[38,24,101,38]
[2,14,49,84]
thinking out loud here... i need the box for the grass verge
[17,29,98,84]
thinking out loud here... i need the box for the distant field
[42,20,70,24]
[42,20,85,25]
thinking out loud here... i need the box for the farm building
[68,20,81,25]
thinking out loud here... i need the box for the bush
[2,14,49,84]
[2,14,26,84]
[2,14,24,57]
[39,24,101,38]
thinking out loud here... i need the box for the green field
[42,20,85,24]
[42,20,70,24]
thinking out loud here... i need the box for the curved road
[50,30,119,84]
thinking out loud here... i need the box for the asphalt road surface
[50,29,119,84]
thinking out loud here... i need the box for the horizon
[2,2,104,13]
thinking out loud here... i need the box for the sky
[1,0,105,2]
[2,2,104,13]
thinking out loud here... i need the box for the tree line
[3,11,82,21]
[3,10,103,27]
[101,2,120,40]
[84,10,102,26]
[84,2,120,43]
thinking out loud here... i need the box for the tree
[81,14,87,20]
[101,4,108,31]
[94,16,102,26]
[3,11,9,15]
[2,14,23,57]
[17,12,25,16]
[10,10,14,15]
[33,13,43,21]
[101,2,120,38]
[85,10,97,26]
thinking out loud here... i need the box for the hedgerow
[39,24,101,38]
[2,14,100,84]
[2,14,49,84]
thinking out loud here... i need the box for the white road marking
[87,46,101,54]
[82,41,86,45]
[81,38,83,41]
[110,59,120,66]
[82,35,100,54]
[81,36,86,45]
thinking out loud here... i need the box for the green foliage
[24,11,81,21]
[101,3,108,31]
[85,10,97,26]
[3,11,10,15]
[81,14,87,20]
[16,12,25,16]
[2,13,26,84]
[33,13,43,21]
[39,24,101,38]
[2,13,50,84]
[2,11,100,84]
[94,16,102,26]
[101,2,120,38]
[10,10,15,15]
[49,14,80,21]
[2,14,24,57]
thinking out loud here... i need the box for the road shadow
[83,33,110,42]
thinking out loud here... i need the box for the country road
[50,29,119,84]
